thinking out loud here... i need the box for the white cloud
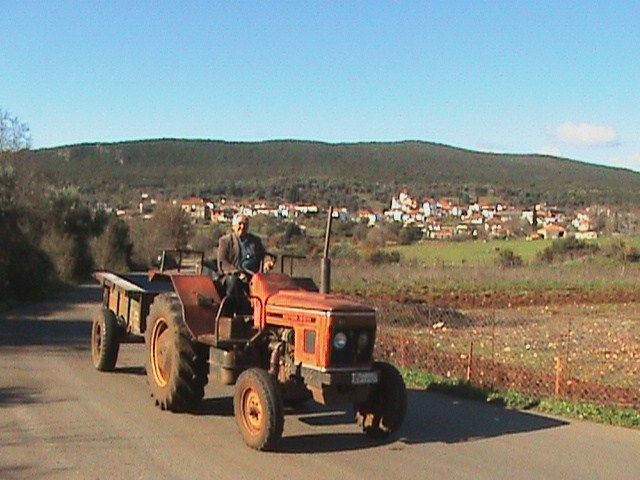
[556,122,618,147]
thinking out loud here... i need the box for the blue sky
[2,1,640,170]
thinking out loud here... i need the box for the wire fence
[364,297,640,410]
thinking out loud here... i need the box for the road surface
[1,284,638,480]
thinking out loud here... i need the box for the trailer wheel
[234,368,284,451]
[91,308,120,371]
[145,293,209,412]
[355,362,407,438]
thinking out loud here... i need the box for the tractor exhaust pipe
[320,206,333,294]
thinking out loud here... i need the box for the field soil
[360,287,640,409]
[369,287,640,310]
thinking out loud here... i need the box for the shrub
[496,248,524,268]
[604,238,640,263]
[399,225,423,245]
[536,237,599,264]
[92,217,133,272]
[364,248,401,264]
[0,229,54,301]
[331,242,361,261]
[40,231,93,282]
[190,224,226,259]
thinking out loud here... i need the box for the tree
[399,225,423,245]
[130,203,193,267]
[0,109,55,300]
[39,187,103,281]
[0,108,31,152]
[92,217,133,272]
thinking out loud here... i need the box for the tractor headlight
[333,332,348,350]
[357,332,370,349]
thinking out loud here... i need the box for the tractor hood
[267,290,375,314]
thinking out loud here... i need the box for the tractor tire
[355,362,407,438]
[91,308,120,371]
[234,368,284,451]
[145,293,209,412]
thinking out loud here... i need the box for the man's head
[232,213,249,237]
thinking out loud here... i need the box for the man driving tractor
[217,213,273,299]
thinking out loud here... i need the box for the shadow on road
[0,316,91,349]
[0,386,44,408]
[276,389,568,454]
[112,366,146,376]
[193,396,235,417]
[400,389,568,443]
[0,284,101,349]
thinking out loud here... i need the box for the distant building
[180,197,209,222]
[537,224,567,240]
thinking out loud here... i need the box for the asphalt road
[1,284,638,480]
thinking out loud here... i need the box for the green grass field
[390,238,546,266]
[390,236,640,267]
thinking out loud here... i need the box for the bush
[92,217,133,272]
[40,231,94,282]
[399,225,423,245]
[604,238,640,263]
[282,221,303,243]
[0,229,55,301]
[496,248,524,268]
[331,242,361,261]
[536,237,599,264]
[364,248,401,264]
[190,224,226,259]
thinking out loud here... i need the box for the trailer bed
[95,271,174,337]
[96,272,174,294]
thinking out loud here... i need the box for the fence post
[400,329,406,369]
[466,341,474,382]
[490,315,496,390]
[555,356,564,398]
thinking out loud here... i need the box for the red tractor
[93,232,406,450]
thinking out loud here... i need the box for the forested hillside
[30,139,640,209]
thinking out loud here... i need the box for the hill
[29,139,640,208]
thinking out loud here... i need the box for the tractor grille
[329,327,375,367]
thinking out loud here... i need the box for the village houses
[122,188,607,241]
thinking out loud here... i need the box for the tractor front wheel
[145,293,209,412]
[91,308,120,371]
[234,368,284,450]
[355,362,407,438]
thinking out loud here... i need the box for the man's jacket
[217,232,266,275]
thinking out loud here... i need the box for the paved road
[1,284,638,480]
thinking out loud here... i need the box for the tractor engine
[251,273,378,404]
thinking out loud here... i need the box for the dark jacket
[217,232,266,275]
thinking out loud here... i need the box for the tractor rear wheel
[355,362,407,438]
[91,308,120,371]
[234,368,284,450]
[145,293,209,412]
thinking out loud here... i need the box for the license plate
[352,371,379,385]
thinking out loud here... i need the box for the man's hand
[263,257,275,272]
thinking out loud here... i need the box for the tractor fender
[168,274,223,339]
